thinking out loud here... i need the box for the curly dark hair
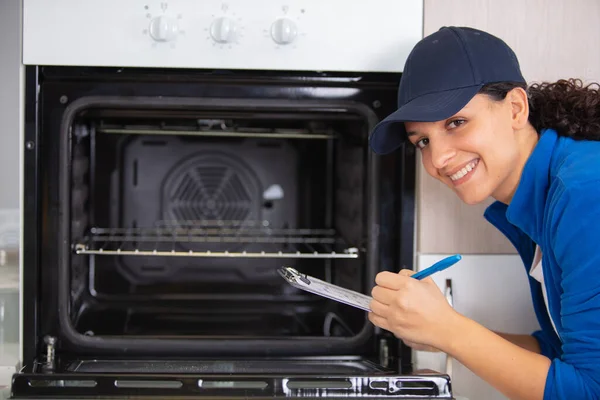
[479,79,600,140]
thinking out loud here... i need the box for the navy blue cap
[369,26,526,154]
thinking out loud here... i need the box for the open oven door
[11,357,452,398]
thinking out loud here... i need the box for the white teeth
[449,159,479,181]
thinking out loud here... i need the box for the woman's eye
[416,138,429,149]
[447,119,465,129]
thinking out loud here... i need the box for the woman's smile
[447,158,480,186]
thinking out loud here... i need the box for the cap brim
[369,85,483,154]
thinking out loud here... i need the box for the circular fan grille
[162,152,261,224]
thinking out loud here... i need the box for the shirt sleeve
[545,180,600,399]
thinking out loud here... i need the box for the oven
[11,0,453,398]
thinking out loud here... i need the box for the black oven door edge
[11,371,452,398]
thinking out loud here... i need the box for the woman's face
[405,90,534,205]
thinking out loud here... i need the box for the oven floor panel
[67,358,387,374]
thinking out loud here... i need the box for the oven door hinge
[378,337,390,368]
[41,335,57,372]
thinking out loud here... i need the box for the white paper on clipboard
[278,267,372,311]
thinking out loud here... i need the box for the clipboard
[278,266,372,311]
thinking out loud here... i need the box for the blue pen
[412,254,462,280]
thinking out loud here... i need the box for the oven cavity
[64,100,377,352]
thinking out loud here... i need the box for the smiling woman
[404,88,538,205]
[368,26,600,400]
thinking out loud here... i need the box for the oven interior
[66,103,377,345]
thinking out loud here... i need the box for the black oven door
[12,358,451,398]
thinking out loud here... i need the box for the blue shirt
[484,128,600,399]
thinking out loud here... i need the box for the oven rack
[73,221,359,259]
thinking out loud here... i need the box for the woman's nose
[430,140,456,170]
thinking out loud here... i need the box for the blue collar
[484,128,560,245]
[505,128,559,243]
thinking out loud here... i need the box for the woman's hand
[368,269,458,351]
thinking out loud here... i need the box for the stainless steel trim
[74,246,358,259]
[73,221,360,259]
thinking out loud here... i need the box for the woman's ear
[508,87,529,130]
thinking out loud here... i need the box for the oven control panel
[23,0,423,72]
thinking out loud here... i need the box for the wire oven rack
[73,220,359,259]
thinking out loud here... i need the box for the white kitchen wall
[0,0,23,388]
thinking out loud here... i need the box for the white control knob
[270,18,298,45]
[149,16,179,42]
[210,17,238,43]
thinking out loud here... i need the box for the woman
[368,26,600,400]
